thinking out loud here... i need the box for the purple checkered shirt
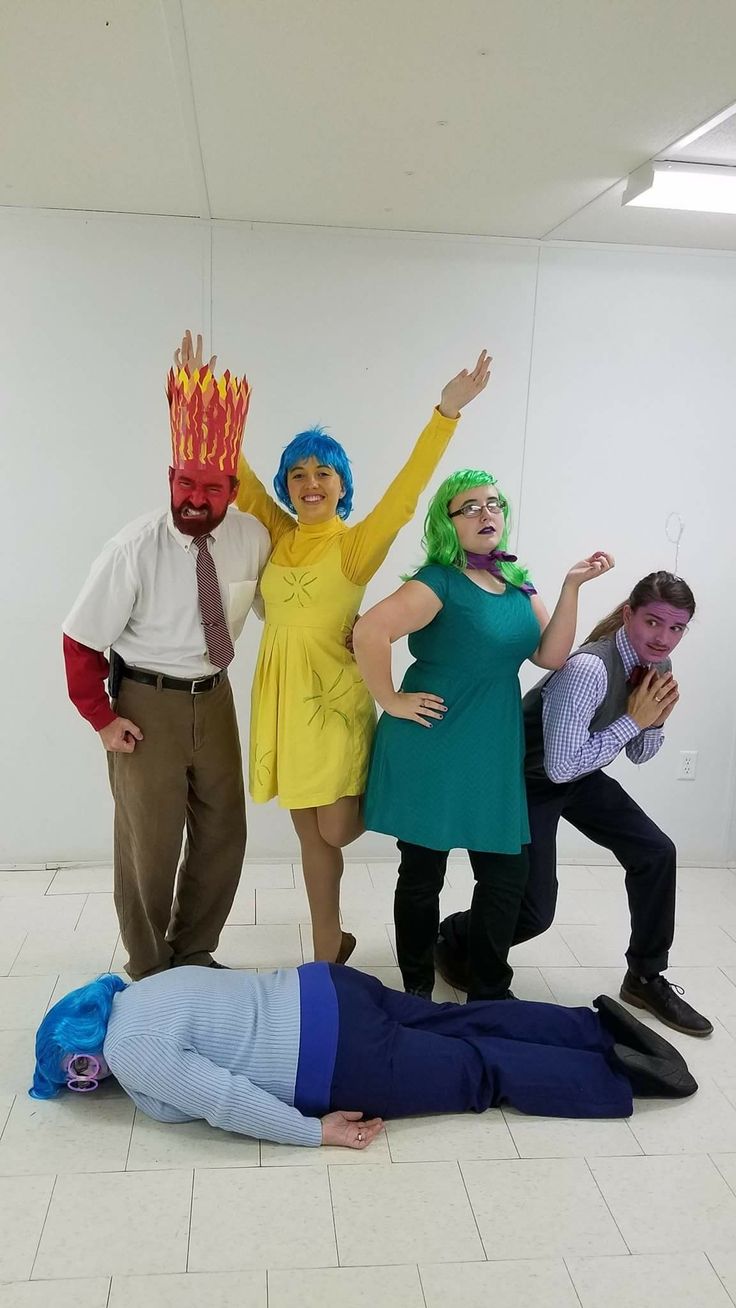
[541,626,665,784]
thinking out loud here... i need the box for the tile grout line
[704,1250,736,1307]
[6,930,28,977]
[107,934,121,973]
[415,1260,430,1307]
[73,893,88,931]
[622,1117,645,1156]
[717,965,736,995]
[456,1158,488,1260]
[185,1167,196,1273]
[583,1156,632,1253]
[0,1088,16,1140]
[28,1171,59,1281]
[562,1255,586,1307]
[710,1151,736,1198]
[326,1164,342,1269]
[43,971,62,1017]
[499,1110,522,1159]
[123,1107,137,1171]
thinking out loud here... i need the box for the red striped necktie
[193,535,234,669]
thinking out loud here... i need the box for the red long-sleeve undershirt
[63,634,117,732]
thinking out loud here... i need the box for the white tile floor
[2,859,736,1305]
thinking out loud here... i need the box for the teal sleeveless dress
[364,565,541,853]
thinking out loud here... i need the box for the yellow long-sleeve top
[237,408,458,808]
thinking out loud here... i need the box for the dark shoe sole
[619,985,714,1038]
[594,995,689,1068]
[611,1042,698,1098]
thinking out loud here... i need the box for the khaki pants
[107,676,246,980]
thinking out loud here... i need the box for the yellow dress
[236,408,458,808]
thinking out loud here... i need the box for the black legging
[394,840,529,1000]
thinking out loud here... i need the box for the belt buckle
[191,675,212,695]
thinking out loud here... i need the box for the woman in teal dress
[353,469,613,1001]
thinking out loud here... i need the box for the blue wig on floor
[272,427,354,520]
[29,973,128,1100]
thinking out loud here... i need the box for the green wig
[416,468,533,591]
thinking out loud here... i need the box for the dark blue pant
[327,966,632,1120]
[441,769,676,980]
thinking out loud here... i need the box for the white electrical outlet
[679,750,698,780]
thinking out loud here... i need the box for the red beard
[171,499,228,537]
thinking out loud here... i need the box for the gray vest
[523,633,671,781]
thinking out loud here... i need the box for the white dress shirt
[63,507,271,679]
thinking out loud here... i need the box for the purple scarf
[465,549,537,596]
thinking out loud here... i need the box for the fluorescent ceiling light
[668,100,736,153]
[622,161,736,214]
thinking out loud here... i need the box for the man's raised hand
[174,329,217,375]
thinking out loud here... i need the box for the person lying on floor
[30,964,696,1148]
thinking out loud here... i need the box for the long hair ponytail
[585,571,695,644]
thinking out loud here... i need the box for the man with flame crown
[63,333,270,979]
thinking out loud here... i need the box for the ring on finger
[357,1132,364,1142]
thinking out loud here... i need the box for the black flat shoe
[594,994,689,1068]
[610,1042,698,1099]
[434,933,469,993]
[335,932,357,966]
[620,971,713,1038]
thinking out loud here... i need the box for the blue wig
[29,973,128,1100]
[272,427,354,520]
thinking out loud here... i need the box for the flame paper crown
[167,365,251,478]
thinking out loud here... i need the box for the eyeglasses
[65,1054,103,1093]
[448,496,507,520]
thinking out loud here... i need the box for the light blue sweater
[104,966,322,1147]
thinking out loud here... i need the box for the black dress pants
[440,769,676,982]
[395,839,529,1000]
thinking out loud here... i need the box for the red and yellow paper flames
[167,366,251,477]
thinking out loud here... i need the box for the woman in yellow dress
[177,332,491,964]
